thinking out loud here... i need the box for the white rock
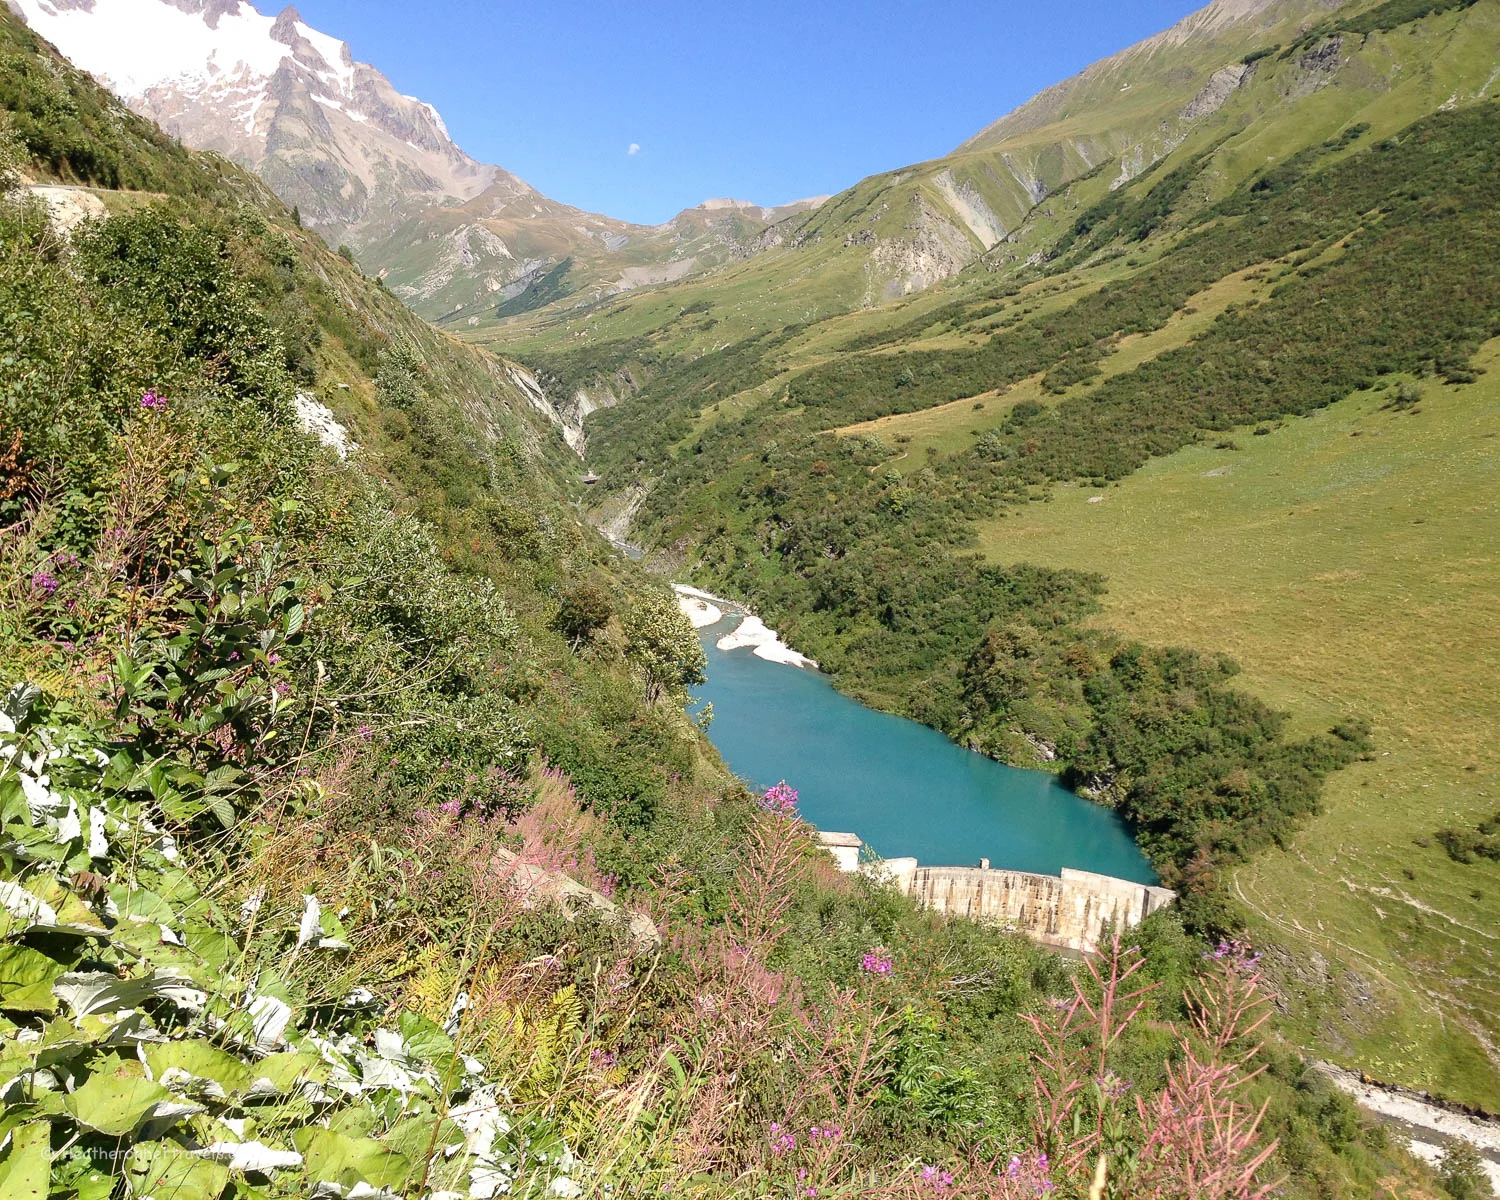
[716,615,818,670]
[676,595,722,629]
[295,392,355,459]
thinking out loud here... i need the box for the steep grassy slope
[477,0,1500,1111]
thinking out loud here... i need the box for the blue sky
[288,0,1204,225]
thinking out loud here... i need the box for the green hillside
[474,0,1498,361]
[475,0,1500,1110]
[2,9,1453,1198]
[985,354,1500,1104]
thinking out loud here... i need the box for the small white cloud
[627,143,640,156]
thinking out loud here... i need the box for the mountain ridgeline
[6,0,829,328]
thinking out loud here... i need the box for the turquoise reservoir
[691,616,1155,884]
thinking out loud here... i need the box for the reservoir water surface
[692,616,1155,884]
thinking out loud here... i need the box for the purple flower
[140,390,167,412]
[1098,1071,1134,1101]
[273,681,292,697]
[357,724,374,742]
[30,571,60,595]
[767,1123,796,1156]
[920,1165,954,1191]
[760,781,799,814]
[860,949,894,976]
[1204,938,1263,972]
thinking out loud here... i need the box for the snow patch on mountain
[12,0,286,98]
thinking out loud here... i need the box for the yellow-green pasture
[979,343,1500,1107]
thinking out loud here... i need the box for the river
[690,613,1156,883]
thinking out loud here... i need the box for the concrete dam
[816,832,1176,955]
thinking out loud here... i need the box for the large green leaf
[397,1011,454,1067]
[0,1121,49,1200]
[31,1019,94,1068]
[68,1168,113,1200]
[184,924,237,973]
[0,946,65,1014]
[0,878,108,938]
[245,1050,328,1098]
[53,970,206,1018]
[145,1041,253,1098]
[64,1067,196,1137]
[114,887,178,925]
[127,1141,230,1200]
[292,1128,414,1192]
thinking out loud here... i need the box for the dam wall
[817,834,1174,954]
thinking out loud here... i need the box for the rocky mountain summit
[7,0,824,321]
[9,0,502,229]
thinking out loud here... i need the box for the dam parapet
[816,832,1174,955]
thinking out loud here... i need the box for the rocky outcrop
[871,195,980,298]
[27,184,108,237]
[294,391,354,458]
[495,847,659,950]
[1181,62,1253,120]
[932,169,1007,250]
[505,365,586,457]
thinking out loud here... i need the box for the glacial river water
[691,615,1156,883]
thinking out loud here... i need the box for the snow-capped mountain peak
[6,0,810,323]
[8,0,507,232]
[16,0,303,100]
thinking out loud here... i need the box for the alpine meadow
[1,0,1498,1198]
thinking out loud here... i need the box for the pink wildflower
[760,781,799,814]
[860,948,894,976]
[140,390,167,412]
